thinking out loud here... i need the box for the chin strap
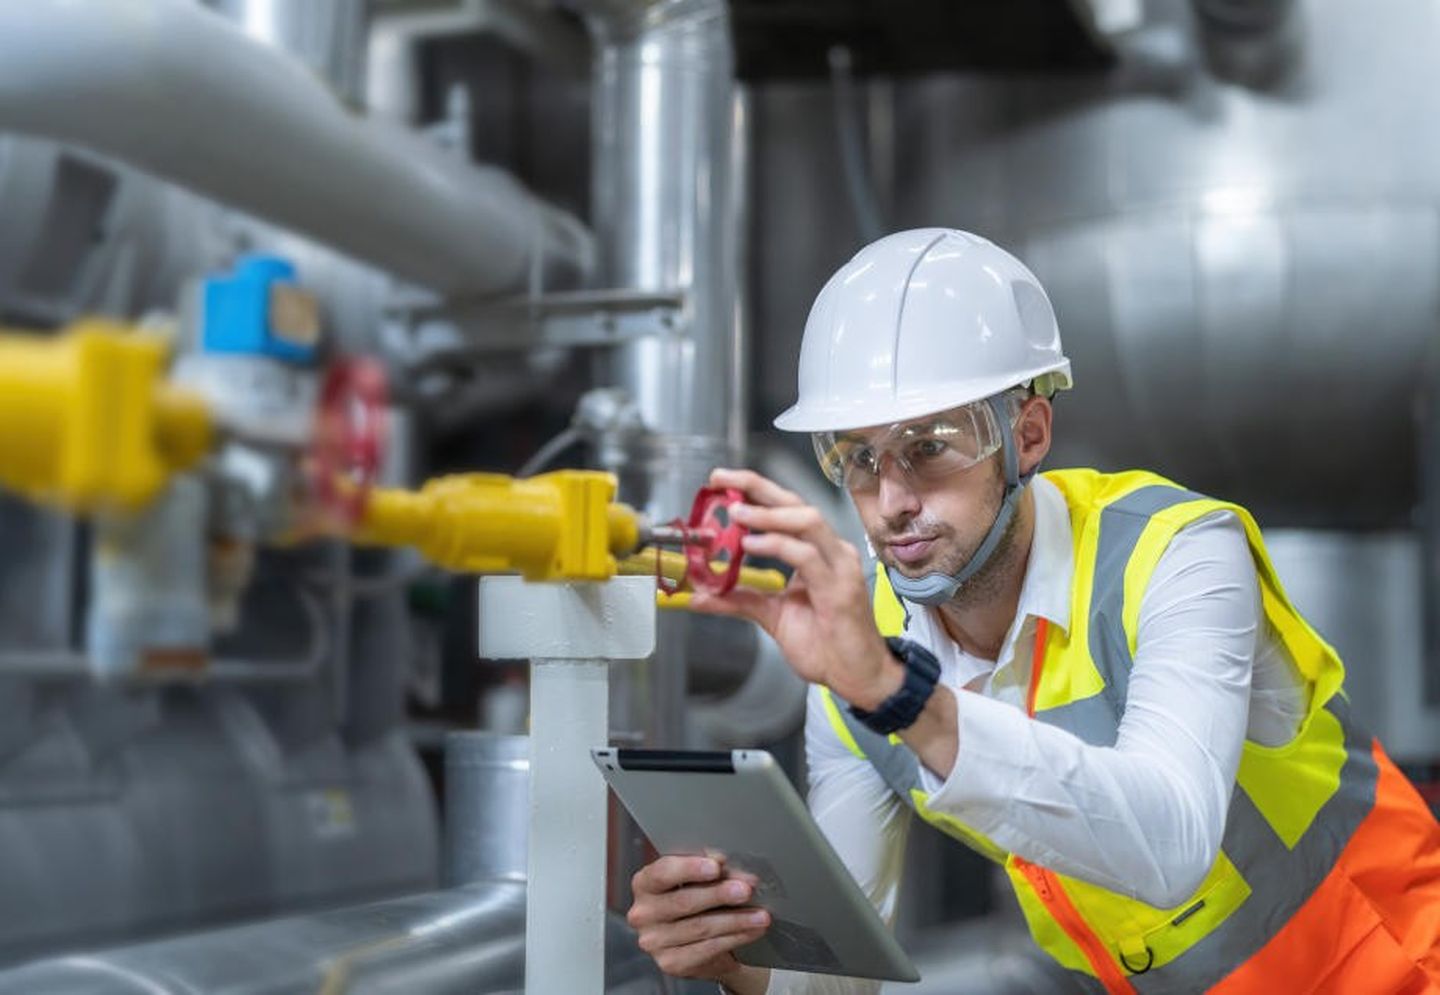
[885,395,1033,608]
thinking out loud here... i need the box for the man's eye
[849,447,878,472]
[911,438,948,460]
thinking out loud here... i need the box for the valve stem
[642,522,716,548]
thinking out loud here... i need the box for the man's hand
[691,467,904,711]
[627,855,772,992]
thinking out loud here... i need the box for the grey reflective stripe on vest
[1038,485,1207,746]
[1128,694,1378,994]
[832,697,925,804]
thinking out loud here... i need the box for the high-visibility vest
[820,468,1440,992]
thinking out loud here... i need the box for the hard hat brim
[772,361,1072,434]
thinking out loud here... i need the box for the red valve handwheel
[684,486,747,595]
[309,357,389,529]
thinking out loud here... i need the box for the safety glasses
[812,394,1022,491]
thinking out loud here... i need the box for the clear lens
[812,398,1009,490]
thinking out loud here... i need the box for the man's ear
[1016,396,1053,476]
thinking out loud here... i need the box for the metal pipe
[580,0,739,731]
[588,0,741,465]
[0,0,594,298]
[0,587,331,685]
[444,732,530,887]
[577,0,742,899]
[0,883,664,994]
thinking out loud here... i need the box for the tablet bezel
[593,747,919,983]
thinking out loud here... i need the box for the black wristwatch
[848,638,941,735]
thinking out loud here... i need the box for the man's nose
[875,458,922,519]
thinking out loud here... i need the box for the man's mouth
[887,536,937,565]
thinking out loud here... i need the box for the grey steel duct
[0,0,593,299]
[569,0,743,904]
[0,883,663,994]
[444,732,529,887]
[577,0,743,739]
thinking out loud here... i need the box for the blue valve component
[200,255,321,364]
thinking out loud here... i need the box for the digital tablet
[592,747,919,983]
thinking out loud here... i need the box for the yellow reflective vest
[818,468,1407,992]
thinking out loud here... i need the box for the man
[626,229,1440,993]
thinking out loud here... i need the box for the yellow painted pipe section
[356,469,643,581]
[618,548,788,607]
[0,322,213,514]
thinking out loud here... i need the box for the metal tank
[0,680,437,965]
[753,0,1440,530]
[0,731,662,994]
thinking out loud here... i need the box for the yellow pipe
[618,548,787,596]
[356,470,644,581]
[0,322,213,513]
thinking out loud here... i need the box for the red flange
[684,486,747,595]
[308,357,389,529]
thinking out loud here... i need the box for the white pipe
[478,576,655,993]
[0,0,594,298]
[528,659,609,995]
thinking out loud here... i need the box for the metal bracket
[396,288,687,361]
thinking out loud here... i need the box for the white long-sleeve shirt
[763,475,1309,995]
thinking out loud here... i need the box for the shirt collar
[1021,474,1074,632]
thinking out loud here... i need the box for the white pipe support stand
[477,576,656,995]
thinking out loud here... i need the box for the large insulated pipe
[0,883,664,993]
[574,0,743,903]
[579,0,742,743]
[444,731,530,887]
[0,0,593,298]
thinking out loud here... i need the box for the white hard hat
[774,228,1073,433]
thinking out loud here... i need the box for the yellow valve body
[357,470,642,581]
[0,322,213,513]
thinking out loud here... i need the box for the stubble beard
[940,499,1024,611]
[873,471,1024,612]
